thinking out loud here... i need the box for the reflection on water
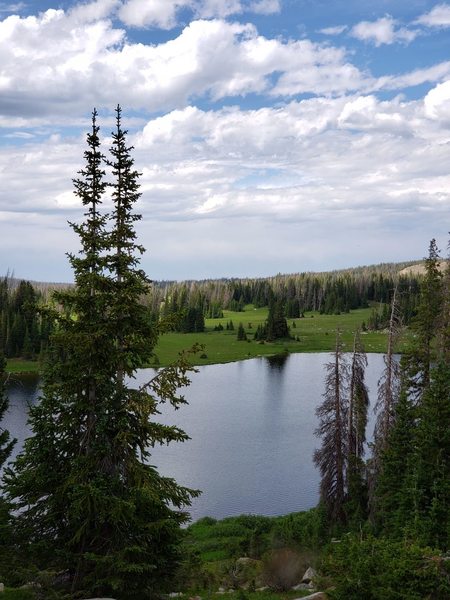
[3,353,385,522]
[265,351,290,371]
[3,373,40,451]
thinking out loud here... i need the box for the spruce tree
[5,108,199,598]
[373,385,417,538]
[314,331,349,525]
[0,352,15,576]
[413,360,450,549]
[346,330,369,523]
[370,286,401,508]
[402,239,443,401]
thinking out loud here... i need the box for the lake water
[3,353,385,523]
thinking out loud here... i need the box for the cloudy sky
[0,0,449,282]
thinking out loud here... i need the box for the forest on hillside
[0,261,426,358]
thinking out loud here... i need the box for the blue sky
[0,0,449,282]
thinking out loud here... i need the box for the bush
[322,534,450,600]
[262,548,304,591]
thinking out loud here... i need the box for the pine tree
[346,330,369,523]
[266,298,289,341]
[370,286,401,495]
[237,322,247,341]
[373,385,417,538]
[402,239,443,401]
[0,351,15,573]
[314,331,349,524]
[5,108,199,598]
[413,360,450,549]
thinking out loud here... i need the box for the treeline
[1,261,424,347]
[153,263,423,328]
[314,238,450,551]
[0,277,52,359]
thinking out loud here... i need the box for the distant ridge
[399,261,448,277]
[3,260,431,289]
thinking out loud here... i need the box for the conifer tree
[5,108,199,599]
[314,331,349,524]
[372,385,417,538]
[437,236,450,365]
[0,352,15,574]
[402,239,443,401]
[237,322,247,341]
[370,286,401,492]
[346,330,369,522]
[413,360,450,549]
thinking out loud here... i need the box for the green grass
[1,590,34,600]
[151,305,408,367]
[5,358,40,374]
[7,305,409,373]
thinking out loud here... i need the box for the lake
[3,352,385,523]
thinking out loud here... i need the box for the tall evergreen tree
[265,297,289,341]
[402,239,443,401]
[5,108,199,599]
[346,330,369,523]
[413,360,450,549]
[314,331,349,524]
[372,384,417,538]
[368,286,402,521]
[0,352,15,573]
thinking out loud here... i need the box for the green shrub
[322,534,450,600]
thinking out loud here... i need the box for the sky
[0,0,449,282]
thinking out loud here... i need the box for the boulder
[0,582,4,593]
[302,567,317,583]
[301,593,328,600]
[293,582,315,591]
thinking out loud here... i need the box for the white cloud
[0,2,26,13]
[69,0,119,23]
[319,25,347,35]
[2,90,450,280]
[118,0,192,29]
[248,0,280,15]
[416,3,450,27]
[197,0,242,18]
[117,0,280,29]
[424,79,450,120]
[351,16,416,46]
[375,61,450,91]
[0,12,372,123]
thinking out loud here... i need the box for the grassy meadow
[6,304,408,373]
[150,304,407,367]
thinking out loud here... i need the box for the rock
[302,567,317,583]
[255,586,269,592]
[188,596,202,600]
[236,557,257,565]
[301,593,328,600]
[293,582,315,591]
[168,594,184,598]
[0,582,4,593]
